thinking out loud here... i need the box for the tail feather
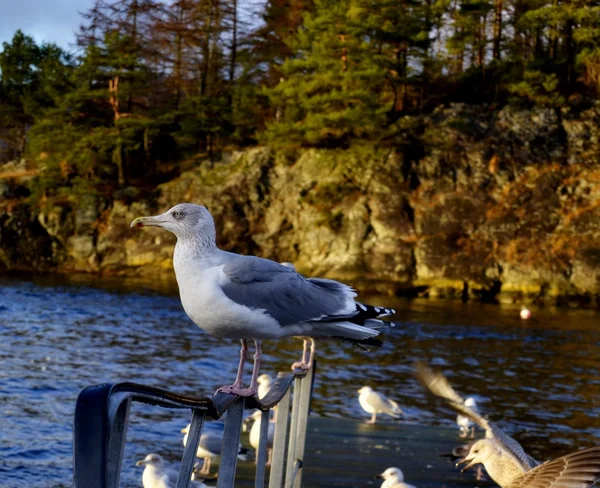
[387,399,403,417]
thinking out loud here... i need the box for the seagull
[415,362,541,485]
[441,441,486,480]
[257,373,272,400]
[457,397,479,438]
[181,425,248,475]
[243,410,275,465]
[136,453,174,488]
[357,386,403,424]
[131,203,396,396]
[376,467,416,488]
[136,453,207,488]
[417,364,600,488]
[465,445,600,488]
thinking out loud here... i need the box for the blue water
[1,273,600,487]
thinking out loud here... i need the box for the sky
[1,0,96,51]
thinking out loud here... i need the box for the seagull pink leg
[291,338,315,371]
[216,340,261,397]
[215,340,247,395]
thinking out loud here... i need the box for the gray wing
[366,391,402,417]
[199,432,222,455]
[415,362,538,469]
[506,446,600,488]
[220,256,356,326]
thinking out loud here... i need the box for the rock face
[3,102,600,305]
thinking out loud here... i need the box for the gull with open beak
[130,203,396,396]
[415,362,538,486]
[460,445,600,488]
[415,362,600,488]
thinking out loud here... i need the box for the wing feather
[415,362,538,470]
[507,447,600,488]
[221,256,356,325]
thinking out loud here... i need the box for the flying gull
[357,386,403,424]
[181,425,247,475]
[131,203,396,396]
[486,446,600,488]
[415,362,538,485]
[416,363,600,488]
[376,467,417,488]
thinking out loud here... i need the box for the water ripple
[1,274,599,486]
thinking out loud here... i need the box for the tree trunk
[493,0,503,60]
[109,76,126,187]
[228,0,237,109]
[564,19,575,87]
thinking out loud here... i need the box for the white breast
[250,416,275,449]
[143,468,170,488]
[174,260,282,340]
[359,393,376,414]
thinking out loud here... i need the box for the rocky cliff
[3,103,600,306]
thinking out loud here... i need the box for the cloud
[0,0,95,51]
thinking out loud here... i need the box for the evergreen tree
[264,0,387,147]
[0,31,73,163]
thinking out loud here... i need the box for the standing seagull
[357,386,403,424]
[243,410,276,465]
[376,467,417,488]
[136,453,175,488]
[457,397,479,438]
[131,203,395,396]
[257,373,272,400]
[181,425,247,475]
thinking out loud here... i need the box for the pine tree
[264,0,387,147]
[0,31,73,163]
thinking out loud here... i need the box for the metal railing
[73,364,316,488]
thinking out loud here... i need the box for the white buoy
[520,307,531,320]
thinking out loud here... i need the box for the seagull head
[130,203,216,242]
[243,410,263,432]
[376,467,404,482]
[258,374,272,387]
[457,439,494,471]
[136,453,165,469]
[464,397,477,408]
[357,386,373,395]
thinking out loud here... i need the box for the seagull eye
[172,211,184,220]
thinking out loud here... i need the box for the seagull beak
[136,460,146,466]
[456,457,477,472]
[130,215,167,228]
[375,474,384,479]
[181,427,188,434]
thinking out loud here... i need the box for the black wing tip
[355,303,396,318]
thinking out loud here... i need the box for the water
[1,272,600,487]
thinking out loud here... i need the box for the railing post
[74,368,314,488]
[176,409,206,488]
[268,388,291,488]
[254,409,271,488]
[283,376,303,488]
[291,364,314,488]
[216,397,245,488]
